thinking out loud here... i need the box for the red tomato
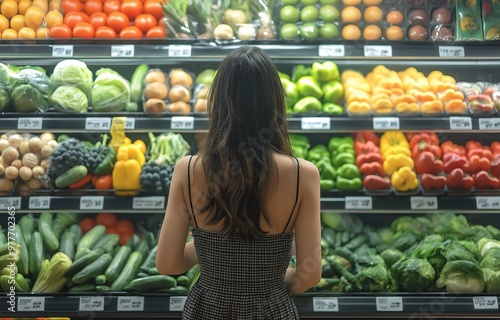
[78,218,96,234]
[116,220,135,235]
[134,13,156,33]
[106,227,118,234]
[62,0,83,14]
[146,25,166,38]
[50,23,72,38]
[89,12,107,29]
[73,21,95,38]
[95,25,117,38]
[63,11,89,29]
[120,0,142,20]
[96,213,118,228]
[107,12,130,32]
[103,0,120,15]
[119,232,134,246]
[143,0,164,20]
[119,25,143,38]
[84,0,103,16]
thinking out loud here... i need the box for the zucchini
[95,274,107,285]
[59,231,75,260]
[39,212,60,252]
[19,214,34,246]
[69,283,96,292]
[29,232,44,277]
[72,253,112,284]
[176,275,189,287]
[55,165,88,188]
[130,64,149,103]
[135,241,149,259]
[14,224,29,275]
[69,224,83,243]
[124,275,176,291]
[65,249,103,277]
[111,251,143,291]
[105,245,131,283]
[96,285,111,292]
[141,245,158,269]
[75,225,106,260]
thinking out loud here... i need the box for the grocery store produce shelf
[1,293,498,318]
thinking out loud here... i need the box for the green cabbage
[11,69,54,113]
[49,86,88,113]
[0,63,14,112]
[90,68,130,112]
[51,59,93,97]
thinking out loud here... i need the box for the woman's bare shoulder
[274,154,319,176]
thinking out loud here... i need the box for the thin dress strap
[282,157,300,234]
[187,155,198,228]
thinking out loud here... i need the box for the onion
[214,24,234,40]
[223,9,247,28]
[0,139,9,152]
[8,134,23,149]
[237,24,256,40]
[40,132,55,142]
[258,24,276,40]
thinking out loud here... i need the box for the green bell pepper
[278,71,290,81]
[320,163,337,180]
[292,65,312,82]
[337,163,361,179]
[328,136,354,153]
[322,80,344,104]
[307,144,330,163]
[320,179,336,190]
[94,147,116,175]
[312,61,340,83]
[332,152,355,168]
[336,177,362,191]
[292,146,308,159]
[289,134,310,149]
[322,102,344,115]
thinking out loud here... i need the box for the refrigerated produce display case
[1,0,500,319]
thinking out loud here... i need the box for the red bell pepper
[411,141,442,159]
[491,156,500,178]
[466,141,482,151]
[446,168,474,190]
[467,148,494,161]
[355,131,380,145]
[443,153,469,173]
[69,174,94,189]
[491,142,500,157]
[363,175,391,190]
[467,155,491,173]
[441,140,466,156]
[474,170,500,189]
[409,132,439,150]
[356,153,383,167]
[420,173,447,190]
[359,162,386,177]
[414,151,444,175]
[355,140,380,156]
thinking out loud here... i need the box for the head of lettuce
[90,68,131,112]
[50,59,93,98]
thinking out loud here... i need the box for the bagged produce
[91,68,131,112]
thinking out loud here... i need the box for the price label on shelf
[79,296,105,311]
[79,196,104,210]
[373,117,400,130]
[0,197,21,209]
[17,117,43,130]
[410,196,438,210]
[376,297,403,312]
[132,196,165,209]
[301,117,331,130]
[52,45,74,57]
[117,296,144,311]
[85,117,111,130]
[17,297,45,312]
[171,116,194,130]
[479,118,500,130]
[473,296,499,310]
[313,297,339,312]
[29,196,51,210]
[449,116,472,130]
[364,45,392,57]
[125,117,136,130]
[476,196,500,210]
[169,296,187,311]
[111,45,135,57]
[168,45,192,57]
[439,46,465,57]
[345,196,372,210]
[319,45,345,57]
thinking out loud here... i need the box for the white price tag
[319,45,345,57]
[473,296,499,310]
[476,196,500,210]
[111,45,135,57]
[168,45,192,57]
[17,117,43,130]
[117,296,144,311]
[313,297,339,312]
[29,196,51,209]
[376,297,403,312]
[449,116,472,130]
[171,116,194,130]
[125,117,136,130]
[410,196,438,210]
[79,296,105,311]
[373,117,400,130]
[301,117,331,130]
[479,118,500,130]
[439,46,465,57]
[132,196,165,209]
[0,197,21,209]
[364,45,392,57]
[79,196,104,210]
[52,45,74,57]
[345,196,372,210]
[85,117,111,130]
[17,297,45,312]
[169,296,187,311]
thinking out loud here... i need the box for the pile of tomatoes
[79,213,136,245]
[51,0,166,39]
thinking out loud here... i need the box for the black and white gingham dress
[182,156,300,320]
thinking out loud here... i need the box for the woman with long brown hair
[156,46,321,319]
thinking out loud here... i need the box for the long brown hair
[197,46,293,240]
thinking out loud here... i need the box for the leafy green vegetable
[11,68,54,112]
[478,238,500,257]
[51,59,93,97]
[431,212,473,239]
[0,63,14,111]
[436,260,484,293]
[480,248,500,270]
[483,268,500,293]
[49,86,88,113]
[91,68,130,112]
[380,248,403,267]
[356,254,392,292]
[391,258,436,292]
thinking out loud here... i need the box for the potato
[0,178,14,193]
[144,98,167,114]
[194,99,208,113]
[0,139,9,153]
[32,166,45,179]
[22,153,39,168]
[5,166,18,180]
[196,86,209,99]
[11,159,22,169]
[168,101,191,114]
[29,137,43,152]
[145,82,168,100]
[145,70,166,84]
[2,146,19,164]
[169,69,193,88]
[0,164,4,175]
[19,166,32,181]
[169,85,191,103]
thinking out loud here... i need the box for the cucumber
[65,249,103,277]
[141,245,157,269]
[69,224,83,243]
[72,253,112,284]
[135,241,149,259]
[96,285,111,292]
[131,234,140,250]
[75,225,106,260]
[0,231,6,246]
[130,64,149,103]
[124,275,176,291]
[14,273,30,292]
[55,165,88,188]
[69,283,96,292]
[29,232,44,277]
[176,275,189,287]
[52,217,67,240]
[143,232,156,249]
[59,231,75,260]
[168,286,189,293]
[18,214,34,246]
[39,212,59,252]
[14,224,29,275]
[137,272,150,278]
[93,234,119,254]
[111,251,143,291]
[105,245,131,283]
[95,274,107,285]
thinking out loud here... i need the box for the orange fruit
[2,28,18,39]
[341,6,362,23]
[24,6,45,29]
[363,24,382,40]
[45,9,63,28]
[342,24,361,40]
[32,0,48,13]
[18,26,36,38]
[49,0,62,11]
[9,14,26,31]
[18,0,32,15]
[0,15,9,32]
[36,26,50,38]
[1,0,19,18]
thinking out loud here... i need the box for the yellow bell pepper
[133,140,147,154]
[117,145,145,167]
[382,146,411,159]
[383,154,414,175]
[113,159,142,196]
[391,166,419,192]
[380,131,410,154]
